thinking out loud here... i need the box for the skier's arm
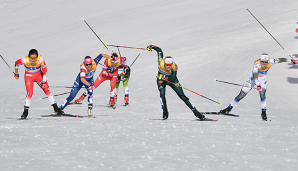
[167,63,178,82]
[252,62,260,85]
[101,54,111,60]
[80,66,91,86]
[40,58,47,82]
[94,54,103,65]
[148,45,164,65]
[270,58,295,64]
[14,58,25,74]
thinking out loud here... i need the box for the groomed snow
[0,0,297,170]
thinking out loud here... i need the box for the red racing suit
[94,57,127,97]
[15,55,55,107]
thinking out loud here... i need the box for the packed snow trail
[0,0,297,170]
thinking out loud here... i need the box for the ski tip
[215,79,217,81]
[82,18,85,20]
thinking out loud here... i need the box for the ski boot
[193,108,205,120]
[21,106,29,119]
[114,95,117,104]
[52,103,64,116]
[124,95,129,106]
[109,97,115,108]
[75,94,86,103]
[87,104,93,117]
[219,104,233,114]
[261,109,267,121]
[162,107,169,120]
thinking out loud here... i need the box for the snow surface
[0,0,298,170]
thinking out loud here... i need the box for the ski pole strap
[161,78,222,105]
[106,44,146,50]
[0,54,15,74]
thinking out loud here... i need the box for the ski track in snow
[0,0,298,170]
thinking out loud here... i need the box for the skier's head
[260,53,269,67]
[84,56,93,69]
[164,56,173,70]
[111,53,119,63]
[28,49,38,63]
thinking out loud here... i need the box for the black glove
[124,66,130,77]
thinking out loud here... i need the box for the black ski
[41,114,94,118]
[195,118,218,121]
[201,112,239,117]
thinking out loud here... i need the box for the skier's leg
[169,80,194,110]
[87,78,94,116]
[21,73,35,119]
[60,75,82,110]
[115,78,120,95]
[123,77,129,105]
[87,78,94,106]
[157,79,169,119]
[24,74,34,108]
[36,74,55,104]
[220,75,254,114]
[109,75,118,106]
[168,79,205,119]
[115,78,120,103]
[259,76,268,120]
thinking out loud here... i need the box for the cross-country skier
[146,45,205,120]
[74,53,127,108]
[14,49,63,119]
[114,62,130,106]
[59,54,109,117]
[219,53,297,120]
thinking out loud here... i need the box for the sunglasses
[165,64,172,67]
[261,61,268,63]
[85,63,92,66]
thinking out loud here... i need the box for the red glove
[41,81,47,89]
[14,73,19,80]
[87,83,94,90]
[291,59,298,64]
[257,85,261,91]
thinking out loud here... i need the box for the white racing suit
[230,58,292,109]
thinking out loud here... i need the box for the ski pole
[130,52,142,68]
[40,90,80,99]
[162,78,222,105]
[106,44,146,50]
[215,79,257,89]
[246,8,294,59]
[83,18,112,54]
[49,86,86,88]
[0,55,15,74]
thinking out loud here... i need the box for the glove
[146,45,152,51]
[41,81,47,89]
[14,73,19,80]
[291,59,298,64]
[124,67,130,77]
[257,85,261,91]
